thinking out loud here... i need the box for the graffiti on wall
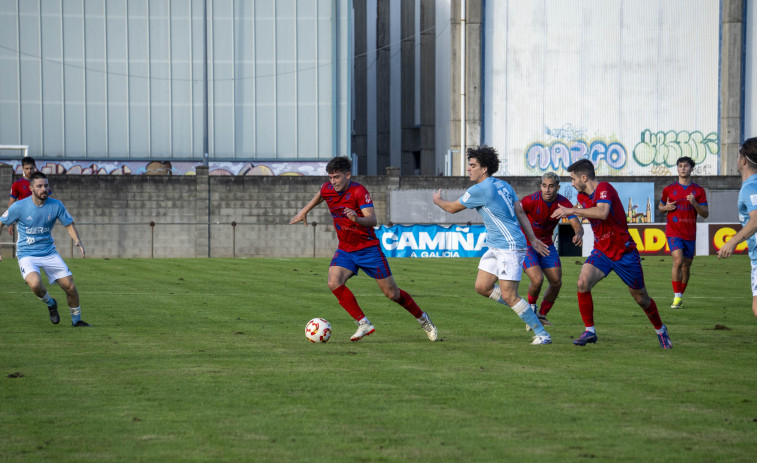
[0,160,329,176]
[524,125,719,175]
[633,130,719,167]
[525,138,628,172]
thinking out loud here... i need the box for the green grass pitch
[1,255,756,462]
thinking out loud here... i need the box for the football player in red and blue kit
[551,159,672,349]
[6,156,40,237]
[658,156,709,309]
[290,156,437,342]
[520,172,583,329]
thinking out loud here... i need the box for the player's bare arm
[344,206,378,227]
[552,202,610,221]
[65,223,86,258]
[659,198,676,212]
[569,217,584,246]
[432,189,466,213]
[718,209,757,259]
[514,200,549,257]
[290,191,324,226]
[687,194,709,218]
[5,199,15,235]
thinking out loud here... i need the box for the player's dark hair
[21,156,36,167]
[676,156,695,168]
[29,171,47,182]
[467,145,499,176]
[567,159,596,180]
[326,156,351,174]
[741,137,757,167]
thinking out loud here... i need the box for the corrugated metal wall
[0,0,350,161]
[483,0,721,177]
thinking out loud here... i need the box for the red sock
[577,291,594,327]
[331,285,365,321]
[642,298,663,330]
[528,295,538,305]
[680,282,688,294]
[672,281,682,293]
[539,300,554,316]
[397,289,424,318]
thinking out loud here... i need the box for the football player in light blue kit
[0,172,89,326]
[718,137,757,317]
[433,145,553,344]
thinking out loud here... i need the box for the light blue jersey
[0,197,74,259]
[458,177,527,250]
[738,173,757,264]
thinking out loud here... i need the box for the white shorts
[18,254,72,285]
[478,247,526,282]
[751,263,757,296]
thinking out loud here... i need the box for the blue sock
[518,302,548,336]
[70,307,81,324]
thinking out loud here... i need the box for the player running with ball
[551,159,672,349]
[433,145,553,345]
[290,156,437,342]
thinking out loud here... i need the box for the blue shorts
[330,246,392,280]
[667,237,695,259]
[586,248,645,290]
[522,244,561,270]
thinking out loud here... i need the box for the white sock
[674,292,682,298]
[585,326,596,333]
[488,285,509,307]
[39,292,52,305]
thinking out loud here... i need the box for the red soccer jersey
[320,181,380,252]
[660,182,707,241]
[10,177,32,200]
[521,191,575,246]
[578,181,636,261]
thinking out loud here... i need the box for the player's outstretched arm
[290,191,324,226]
[718,209,757,259]
[65,223,85,258]
[515,201,549,256]
[432,189,466,214]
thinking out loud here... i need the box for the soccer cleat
[418,313,437,341]
[531,334,552,345]
[72,320,91,327]
[670,297,683,309]
[47,299,60,325]
[350,320,375,342]
[657,325,673,350]
[573,330,598,346]
[537,313,552,327]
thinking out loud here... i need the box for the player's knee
[530,274,544,288]
[576,278,591,293]
[474,283,492,297]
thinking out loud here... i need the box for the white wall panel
[0,0,350,161]
[484,0,720,177]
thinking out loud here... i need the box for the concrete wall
[0,164,741,259]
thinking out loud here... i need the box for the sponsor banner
[576,223,746,257]
[708,224,748,255]
[628,224,669,255]
[377,224,488,258]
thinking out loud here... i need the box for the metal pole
[203,0,209,164]
[231,221,237,258]
[150,221,155,258]
[312,222,318,258]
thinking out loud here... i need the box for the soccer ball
[305,318,332,343]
